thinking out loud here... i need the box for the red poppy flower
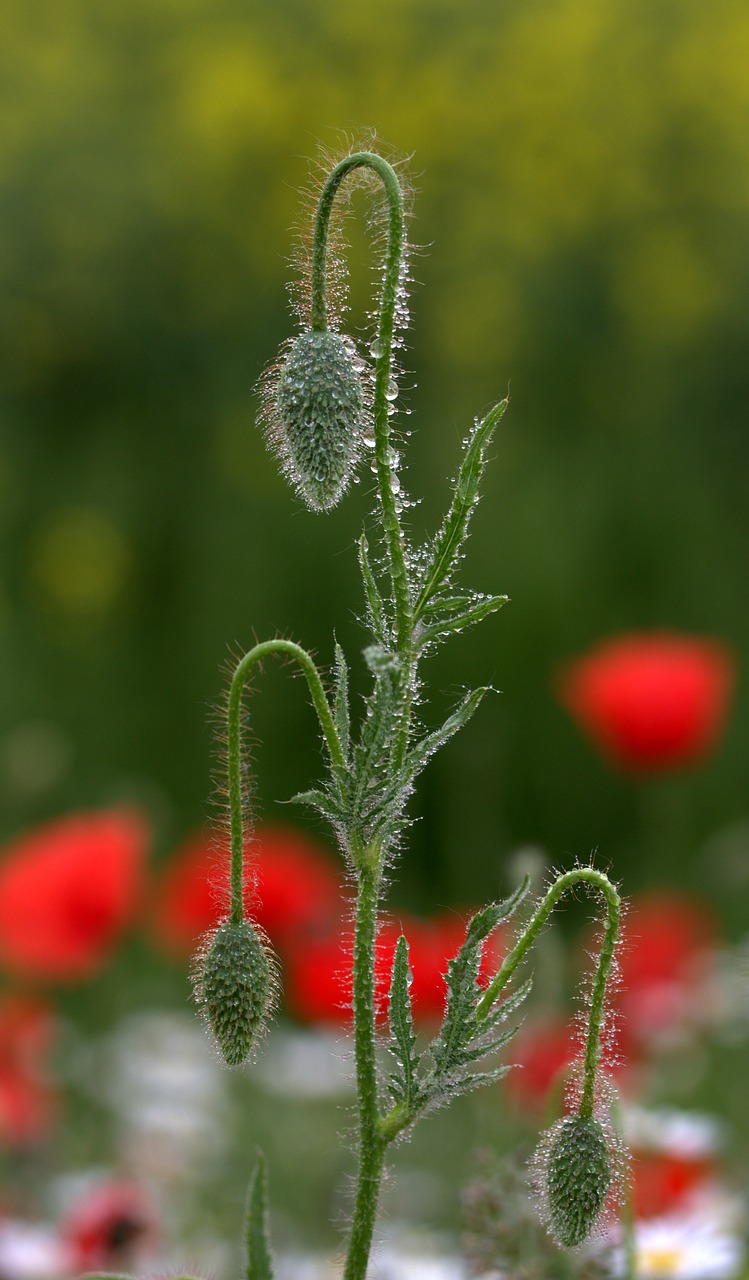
[0,810,147,982]
[0,994,58,1147]
[615,892,717,1044]
[151,824,345,959]
[557,633,735,773]
[61,1179,158,1273]
[283,910,504,1027]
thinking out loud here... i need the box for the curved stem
[226,639,346,923]
[476,868,621,1116]
[310,152,413,662]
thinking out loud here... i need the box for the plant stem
[309,152,413,672]
[476,867,621,1114]
[226,639,345,923]
[344,846,386,1280]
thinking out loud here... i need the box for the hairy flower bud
[271,329,366,511]
[543,1114,612,1247]
[195,918,273,1067]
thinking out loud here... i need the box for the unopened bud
[544,1114,612,1247]
[273,329,366,511]
[195,919,273,1067]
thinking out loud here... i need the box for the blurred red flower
[503,1016,579,1112]
[632,1149,719,1218]
[0,810,147,982]
[0,994,58,1148]
[284,910,504,1027]
[615,891,717,1045]
[625,1107,723,1218]
[557,633,735,773]
[151,824,345,958]
[62,1179,158,1274]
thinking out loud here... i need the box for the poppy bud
[543,1113,612,1247]
[272,329,367,511]
[195,919,273,1067]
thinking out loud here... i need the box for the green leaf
[349,664,401,834]
[333,640,350,756]
[414,400,507,618]
[480,975,534,1034]
[416,593,509,649]
[387,934,421,1109]
[423,882,530,1105]
[290,787,345,826]
[358,532,389,644]
[407,688,489,776]
[432,900,505,1078]
[245,1150,274,1280]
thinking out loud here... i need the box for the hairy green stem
[344,848,386,1280]
[477,868,621,1115]
[227,639,346,923]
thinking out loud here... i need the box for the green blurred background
[2,0,748,925]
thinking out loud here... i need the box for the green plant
[139,143,627,1280]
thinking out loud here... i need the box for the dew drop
[369,337,384,359]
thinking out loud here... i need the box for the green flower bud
[195,919,273,1067]
[544,1114,612,1247]
[272,329,367,511]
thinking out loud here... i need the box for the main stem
[344,848,386,1280]
[312,154,419,1278]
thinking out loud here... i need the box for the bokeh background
[2,0,749,1272]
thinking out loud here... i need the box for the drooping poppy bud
[194,918,274,1067]
[542,1113,613,1247]
[265,329,367,512]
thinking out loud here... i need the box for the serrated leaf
[432,900,506,1078]
[290,787,344,825]
[414,400,507,618]
[408,688,488,776]
[332,641,350,756]
[388,934,421,1109]
[349,667,401,832]
[480,975,534,1033]
[417,593,509,649]
[427,884,530,1096]
[245,1150,274,1280]
[444,1065,512,1095]
[451,1023,518,1066]
[358,533,389,644]
[420,593,476,617]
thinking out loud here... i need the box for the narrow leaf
[245,1150,274,1280]
[417,593,509,649]
[333,641,350,756]
[452,1023,518,1066]
[388,934,421,1109]
[415,400,507,617]
[443,1065,512,1096]
[290,787,344,824]
[432,901,502,1077]
[480,975,534,1033]
[358,533,388,644]
[408,688,488,776]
